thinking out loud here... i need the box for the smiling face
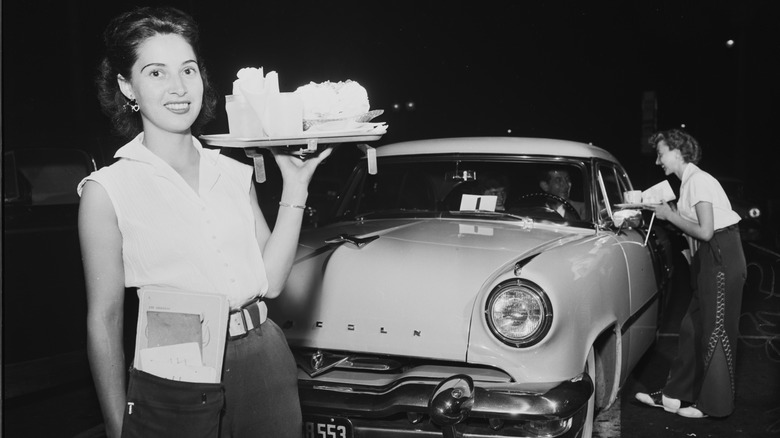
[655,140,683,176]
[540,170,572,199]
[118,33,203,137]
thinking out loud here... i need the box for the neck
[675,162,689,180]
[141,129,197,168]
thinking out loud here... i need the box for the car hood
[268,218,586,362]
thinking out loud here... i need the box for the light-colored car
[269,137,673,438]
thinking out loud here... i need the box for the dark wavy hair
[96,6,218,139]
[648,129,702,164]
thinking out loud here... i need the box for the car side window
[595,163,629,223]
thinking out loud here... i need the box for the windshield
[336,157,592,224]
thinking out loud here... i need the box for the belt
[715,223,739,234]
[228,298,267,340]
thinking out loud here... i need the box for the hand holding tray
[200,124,386,182]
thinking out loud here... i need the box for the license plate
[303,415,354,438]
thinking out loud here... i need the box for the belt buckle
[228,311,247,339]
[228,300,258,339]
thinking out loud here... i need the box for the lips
[164,102,190,113]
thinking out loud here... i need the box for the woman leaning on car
[635,129,746,419]
[78,6,330,438]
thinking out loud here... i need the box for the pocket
[122,368,224,438]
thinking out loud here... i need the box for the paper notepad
[134,288,229,383]
[642,180,676,204]
[139,342,218,383]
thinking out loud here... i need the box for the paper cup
[263,93,304,138]
[624,190,642,204]
[225,95,264,138]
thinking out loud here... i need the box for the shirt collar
[114,133,222,193]
[680,162,700,185]
[114,133,219,164]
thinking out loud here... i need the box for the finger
[310,147,334,163]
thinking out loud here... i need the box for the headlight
[485,279,552,348]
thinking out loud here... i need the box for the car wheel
[579,347,596,438]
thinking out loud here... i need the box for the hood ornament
[325,234,379,248]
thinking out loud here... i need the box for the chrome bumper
[299,372,593,426]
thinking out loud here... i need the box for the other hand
[648,201,675,221]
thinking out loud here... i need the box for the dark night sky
[2,0,779,197]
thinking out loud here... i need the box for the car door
[595,161,660,381]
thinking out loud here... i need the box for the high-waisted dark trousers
[664,225,746,417]
[122,319,302,437]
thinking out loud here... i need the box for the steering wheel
[518,192,580,220]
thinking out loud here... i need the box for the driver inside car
[538,167,586,220]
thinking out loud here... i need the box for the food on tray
[233,67,278,95]
[227,67,303,138]
[294,80,370,121]
[224,69,386,137]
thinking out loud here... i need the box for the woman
[635,129,746,418]
[79,7,330,437]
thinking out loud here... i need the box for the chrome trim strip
[621,290,660,336]
[299,372,592,421]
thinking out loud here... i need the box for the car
[267,137,674,438]
[3,148,98,398]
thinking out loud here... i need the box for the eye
[183,65,199,76]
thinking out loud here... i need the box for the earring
[125,98,140,113]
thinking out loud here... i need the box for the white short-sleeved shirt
[678,163,741,252]
[78,134,268,309]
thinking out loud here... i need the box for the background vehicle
[3,148,97,398]
[268,137,674,438]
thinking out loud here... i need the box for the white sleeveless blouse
[78,134,268,309]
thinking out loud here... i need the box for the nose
[655,156,661,165]
[168,74,187,96]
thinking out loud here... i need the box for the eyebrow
[140,59,198,72]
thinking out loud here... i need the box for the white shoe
[678,405,708,418]
[635,390,682,413]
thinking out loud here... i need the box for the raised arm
[78,180,128,438]
[252,148,333,298]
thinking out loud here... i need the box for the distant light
[749,207,761,219]
[725,39,735,48]
[507,129,512,134]
[392,103,401,111]
[680,123,686,128]
[406,101,416,111]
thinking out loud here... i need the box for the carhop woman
[635,129,746,419]
[79,6,330,437]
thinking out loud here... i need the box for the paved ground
[3,242,778,438]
